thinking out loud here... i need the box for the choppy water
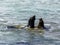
[0,0,60,45]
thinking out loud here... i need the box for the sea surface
[0,0,60,45]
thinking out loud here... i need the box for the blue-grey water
[0,0,60,45]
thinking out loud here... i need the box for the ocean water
[0,0,60,45]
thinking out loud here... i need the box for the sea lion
[27,15,36,28]
[37,18,44,29]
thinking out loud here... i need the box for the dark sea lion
[27,15,36,28]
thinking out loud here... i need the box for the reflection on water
[0,27,60,45]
